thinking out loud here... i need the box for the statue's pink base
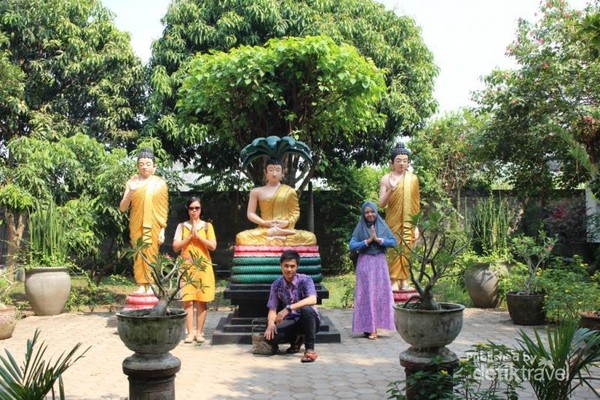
[123,293,159,311]
[233,245,319,257]
[393,289,419,303]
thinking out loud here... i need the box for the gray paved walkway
[1,308,598,399]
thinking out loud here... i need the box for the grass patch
[8,271,472,313]
[321,274,355,309]
[433,280,471,306]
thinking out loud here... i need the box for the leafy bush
[317,163,382,275]
[321,274,355,309]
[543,198,587,243]
[541,257,600,322]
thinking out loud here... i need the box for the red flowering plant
[543,199,587,244]
[503,231,558,295]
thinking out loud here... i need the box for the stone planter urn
[394,302,465,400]
[464,262,505,308]
[0,305,17,340]
[394,302,465,353]
[25,267,71,316]
[116,308,187,400]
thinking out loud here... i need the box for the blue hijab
[351,201,394,254]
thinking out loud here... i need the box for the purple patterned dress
[352,253,396,333]
[349,201,397,334]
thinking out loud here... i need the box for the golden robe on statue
[385,171,420,281]
[128,176,169,285]
[236,184,316,246]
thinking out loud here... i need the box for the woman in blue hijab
[349,201,397,339]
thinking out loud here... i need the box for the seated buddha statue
[235,158,316,246]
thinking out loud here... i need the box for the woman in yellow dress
[173,197,216,343]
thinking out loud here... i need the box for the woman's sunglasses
[188,206,201,211]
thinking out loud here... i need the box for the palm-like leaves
[515,323,600,399]
[240,136,312,169]
[489,322,600,400]
[0,329,89,400]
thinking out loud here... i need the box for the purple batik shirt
[267,273,320,322]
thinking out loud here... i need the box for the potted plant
[580,310,600,331]
[116,238,208,352]
[0,269,18,340]
[115,239,207,399]
[393,207,468,384]
[23,200,73,316]
[578,211,600,330]
[463,195,513,308]
[461,252,509,308]
[503,230,557,325]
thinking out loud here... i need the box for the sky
[101,0,590,115]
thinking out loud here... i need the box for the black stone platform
[211,283,342,345]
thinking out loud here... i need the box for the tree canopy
[474,0,600,200]
[0,0,145,272]
[0,0,145,147]
[177,35,386,189]
[410,109,489,209]
[146,0,437,186]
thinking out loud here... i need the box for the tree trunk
[5,209,25,277]
[307,181,314,232]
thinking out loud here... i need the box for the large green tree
[146,0,437,186]
[0,0,145,272]
[0,0,145,146]
[474,0,600,200]
[177,35,386,190]
[410,109,489,209]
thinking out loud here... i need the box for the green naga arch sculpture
[240,136,313,191]
[241,135,313,168]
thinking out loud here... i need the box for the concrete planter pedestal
[117,308,187,399]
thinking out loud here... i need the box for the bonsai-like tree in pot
[392,205,469,400]
[503,230,557,326]
[125,238,208,316]
[508,230,557,295]
[397,207,468,311]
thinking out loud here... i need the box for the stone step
[211,313,341,345]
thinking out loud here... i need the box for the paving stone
[1,308,598,399]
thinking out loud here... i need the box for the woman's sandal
[368,333,378,340]
[300,350,318,363]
